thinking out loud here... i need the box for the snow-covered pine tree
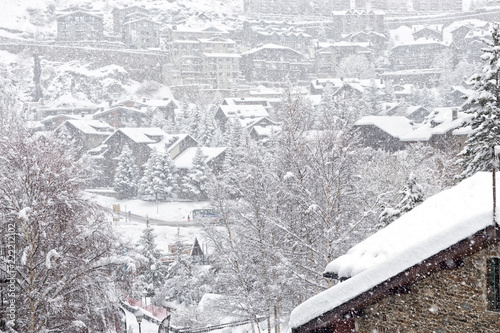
[113,144,140,199]
[397,172,424,215]
[379,172,424,227]
[135,218,168,303]
[139,149,167,202]
[139,149,178,202]
[457,23,500,179]
[362,79,384,115]
[181,147,209,200]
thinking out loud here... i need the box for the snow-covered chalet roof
[290,172,497,329]
[218,104,269,119]
[354,116,414,139]
[114,127,167,144]
[65,119,114,135]
[174,147,226,169]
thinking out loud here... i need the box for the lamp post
[134,309,144,333]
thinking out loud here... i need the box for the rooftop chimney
[452,108,458,121]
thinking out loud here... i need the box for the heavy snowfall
[1,0,500,332]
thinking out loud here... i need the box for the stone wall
[355,244,500,332]
[0,43,168,82]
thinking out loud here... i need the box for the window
[487,257,500,310]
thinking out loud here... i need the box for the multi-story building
[166,36,241,89]
[202,53,241,90]
[246,26,313,55]
[332,9,385,38]
[112,5,151,35]
[241,44,312,84]
[56,10,103,42]
[389,40,449,71]
[122,17,160,49]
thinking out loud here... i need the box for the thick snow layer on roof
[66,119,114,135]
[290,172,497,329]
[174,147,226,169]
[355,116,414,138]
[118,128,167,144]
[219,104,270,118]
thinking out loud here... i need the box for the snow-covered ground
[88,193,212,253]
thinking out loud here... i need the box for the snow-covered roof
[354,116,414,138]
[240,43,303,56]
[56,10,103,20]
[251,125,282,137]
[113,128,167,144]
[65,119,114,135]
[218,104,269,119]
[290,172,497,329]
[149,133,195,154]
[93,106,147,118]
[174,147,226,169]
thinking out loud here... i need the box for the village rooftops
[290,172,499,330]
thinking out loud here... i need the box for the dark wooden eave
[293,225,500,333]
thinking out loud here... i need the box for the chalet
[291,172,500,333]
[240,44,312,84]
[401,107,471,151]
[222,97,274,113]
[90,128,198,186]
[40,114,82,131]
[54,119,114,158]
[144,98,179,122]
[412,25,443,42]
[215,104,270,131]
[249,124,282,144]
[379,104,429,123]
[354,116,414,151]
[92,106,148,128]
[173,147,226,174]
[56,10,104,42]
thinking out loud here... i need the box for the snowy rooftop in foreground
[290,172,497,329]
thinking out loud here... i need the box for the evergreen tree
[181,147,209,200]
[139,149,177,202]
[378,172,424,227]
[457,23,500,179]
[135,218,168,303]
[397,172,424,215]
[362,79,384,115]
[113,144,140,199]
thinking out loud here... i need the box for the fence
[124,295,169,321]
